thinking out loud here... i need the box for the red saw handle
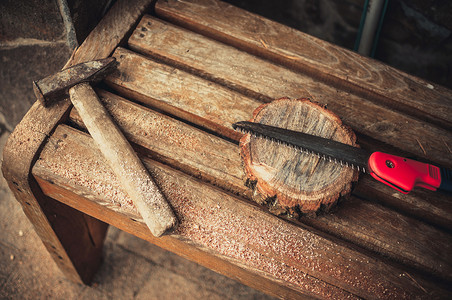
[368,152,452,194]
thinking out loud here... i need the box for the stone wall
[0,0,111,130]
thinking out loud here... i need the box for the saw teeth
[234,126,359,171]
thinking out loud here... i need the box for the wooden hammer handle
[69,82,177,236]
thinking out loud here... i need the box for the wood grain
[129,15,311,103]
[68,90,452,283]
[69,89,247,197]
[69,0,154,65]
[105,45,452,232]
[32,124,452,299]
[127,16,452,169]
[1,0,154,283]
[5,0,452,295]
[34,170,353,300]
[353,176,452,231]
[41,175,329,300]
[239,98,359,214]
[155,0,452,131]
[107,47,261,141]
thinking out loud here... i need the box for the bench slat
[0,0,155,284]
[67,90,452,282]
[155,0,452,130]
[123,18,452,168]
[105,47,452,231]
[33,124,451,299]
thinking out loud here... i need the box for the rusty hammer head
[33,57,117,107]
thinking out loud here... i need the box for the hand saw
[233,121,452,194]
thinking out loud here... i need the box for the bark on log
[240,98,359,216]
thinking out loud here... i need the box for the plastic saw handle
[368,152,452,194]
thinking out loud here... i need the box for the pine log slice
[239,98,359,217]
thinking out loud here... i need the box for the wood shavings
[442,138,452,154]
[32,117,429,299]
[415,138,427,155]
[403,273,427,294]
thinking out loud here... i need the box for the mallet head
[33,57,117,107]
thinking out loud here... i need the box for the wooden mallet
[33,57,177,237]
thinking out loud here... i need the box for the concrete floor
[0,129,275,299]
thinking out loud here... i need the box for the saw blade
[233,121,371,173]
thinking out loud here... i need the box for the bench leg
[10,177,108,284]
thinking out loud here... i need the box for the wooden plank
[1,0,154,284]
[32,125,354,300]
[353,176,452,231]
[129,15,311,103]
[37,177,321,300]
[32,124,452,299]
[154,0,452,131]
[69,0,154,65]
[68,90,452,282]
[107,47,261,141]
[127,16,452,168]
[38,197,109,282]
[69,89,248,198]
[33,172,348,300]
[105,47,452,231]
[306,196,452,281]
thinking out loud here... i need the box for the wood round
[239,98,359,216]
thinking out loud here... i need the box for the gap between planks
[66,89,452,283]
[32,123,452,299]
[122,16,452,168]
[102,46,452,231]
[154,0,452,131]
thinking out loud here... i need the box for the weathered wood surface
[5,0,452,297]
[128,15,312,103]
[68,90,452,283]
[109,46,452,168]
[155,0,452,131]
[239,98,359,214]
[354,176,452,231]
[1,0,154,283]
[106,44,452,232]
[32,124,452,299]
[69,89,247,198]
[108,47,260,141]
[128,16,452,168]
[33,175,317,300]
[68,0,154,65]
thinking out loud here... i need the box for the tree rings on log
[239,98,359,217]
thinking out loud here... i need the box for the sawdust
[33,122,410,299]
[165,173,404,299]
[70,90,245,195]
[36,125,138,217]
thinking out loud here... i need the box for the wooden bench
[3,0,452,298]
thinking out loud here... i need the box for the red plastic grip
[368,152,441,194]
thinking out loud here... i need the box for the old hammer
[33,57,177,237]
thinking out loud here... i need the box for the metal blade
[233,121,371,173]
